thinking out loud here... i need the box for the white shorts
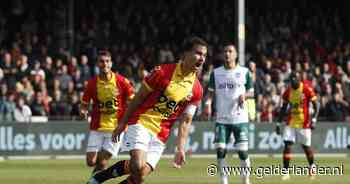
[283,126,312,146]
[122,124,165,169]
[86,130,124,158]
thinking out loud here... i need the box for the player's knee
[302,145,313,153]
[141,163,153,176]
[237,150,248,160]
[284,141,293,150]
[216,148,226,159]
[302,145,310,150]
[130,160,144,174]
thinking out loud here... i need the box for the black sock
[283,149,291,169]
[94,160,129,183]
[303,146,314,166]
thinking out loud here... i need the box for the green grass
[0,157,349,184]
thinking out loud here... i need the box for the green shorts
[214,123,249,149]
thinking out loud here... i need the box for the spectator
[30,92,47,116]
[14,96,32,122]
[72,69,84,92]
[79,54,91,81]
[1,52,17,90]
[0,84,10,121]
[49,90,69,120]
[325,93,349,121]
[69,92,80,120]
[57,65,72,91]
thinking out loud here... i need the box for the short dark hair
[182,36,208,52]
[98,50,112,57]
[223,41,235,47]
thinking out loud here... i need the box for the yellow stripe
[139,112,162,135]
[96,73,119,130]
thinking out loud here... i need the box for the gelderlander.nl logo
[207,164,344,179]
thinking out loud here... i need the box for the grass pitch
[0,156,349,184]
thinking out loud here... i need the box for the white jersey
[208,65,253,124]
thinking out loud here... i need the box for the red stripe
[115,74,125,121]
[302,83,311,128]
[89,76,101,130]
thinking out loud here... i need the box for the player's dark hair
[222,41,235,48]
[98,50,112,57]
[182,36,208,52]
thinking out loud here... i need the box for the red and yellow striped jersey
[128,63,203,143]
[282,82,317,128]
[82,72,134,132]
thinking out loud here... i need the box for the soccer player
[203,43,253,184]
[80,50,134,174]
[275,71,320,180]
[86,37,207,184]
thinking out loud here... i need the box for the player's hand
[275,125,281,135]
[112,124,126,143]
[79,109,88,120]
[173,149,186,169]
[238,95,245,109]
[311,117,317,130]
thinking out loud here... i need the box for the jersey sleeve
[121,77,135,100]
[189,81,203,107]
[282,88,290,102]
[305,84,317,101]
[208,72,215,92]
[143,65,164,91]
[81,78,94,104]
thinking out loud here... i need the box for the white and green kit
[208,65,253,149]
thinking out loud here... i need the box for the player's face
[290,73,301,89]
[224,45,237,64]
[185,45,207,72]
[98,55,112,74]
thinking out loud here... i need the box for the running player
[80,50,134,174]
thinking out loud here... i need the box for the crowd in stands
[0,0,350,122]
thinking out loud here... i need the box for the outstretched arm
[310,100,320,129]
[174,108,195,168]
[276,100,288,135]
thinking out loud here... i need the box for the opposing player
[276,71,320,180]
[86,37,207,184]
[80,50,134,174]
[203,43,253,184]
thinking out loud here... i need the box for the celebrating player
[276,71,320,180]
[80,50,134,174]
[86,36,207,184]
[203,43,254,184]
